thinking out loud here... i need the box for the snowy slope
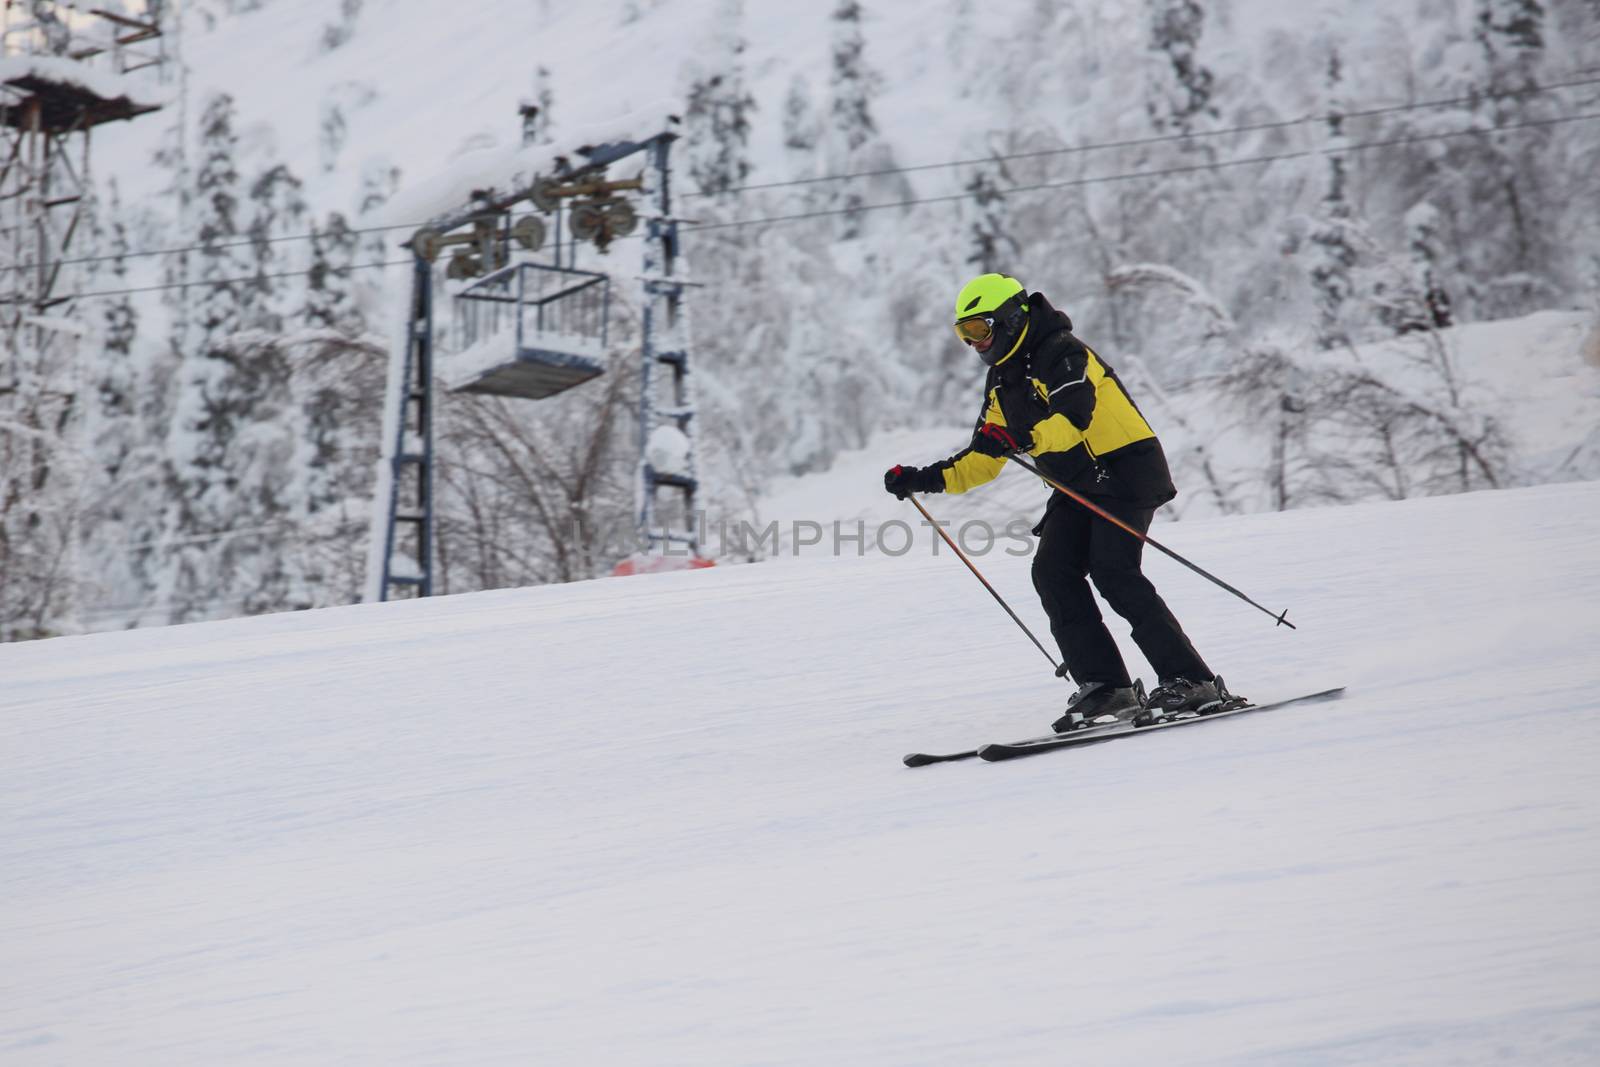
[5,481,1600,1064]
[113,0,1575,234]
[100,0,1599,294]
[98,1,930,231]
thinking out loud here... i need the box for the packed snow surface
[4,482,1600,1064]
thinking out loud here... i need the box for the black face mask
[976,295,1030,367]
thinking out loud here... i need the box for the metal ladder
[636,134,700,556]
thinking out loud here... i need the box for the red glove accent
[974,422,1027,456]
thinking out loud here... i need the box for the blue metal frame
[378,255,436,600]
[636,133,700,554]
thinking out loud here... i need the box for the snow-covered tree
[1104,264,1242,513]
[782,75,817,155]
[281,201,382,608]
[244,161,308,331]
[304,212,360,333]
[943,0,979,93]
[76,180,169,631]
[190,92,246,353]
[1371,202,1456,336]
[29,0,72,55]
[1306,48,1359,350]
[1470,0,1552,299]
[356,158,401,271]
[828,1,878,153]
[522,66,555,147]
[320,0,362,52]
[1476,0,1545,79]
[317,81,378,175]
[826,0,882,239]
[1217,339,1321,512]
[1221,328,1510,510]
[94,181,139,482]
[1405,204,1454,331]
[683,0,757,199]
[1145,0,1217,135]
[964,163,1019,275]
[159,92,297,623]
[282,322,384,606]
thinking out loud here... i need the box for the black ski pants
[1031,496,1212,689]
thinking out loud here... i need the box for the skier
[883,273,1223,730]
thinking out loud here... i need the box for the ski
[902,747,981,767]
[974,687,1346,762]
[902,719,1131,767]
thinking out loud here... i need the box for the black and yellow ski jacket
[933,293,1177,508]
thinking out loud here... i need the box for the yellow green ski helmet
[954,273,1024,322]
[953,273,1029,366]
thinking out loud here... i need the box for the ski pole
[1005,452,1296,629]
[902,493,1067,676]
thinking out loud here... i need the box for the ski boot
[1137,675,1243,725]
[1052,679,1147,733]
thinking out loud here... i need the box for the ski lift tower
[0,3,164,589]
[368,108,701,601]
[0,4,164,370]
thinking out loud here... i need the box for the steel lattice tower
[0,4,163,371]
[0,4,164,633]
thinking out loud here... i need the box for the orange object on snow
[611,554,716,577]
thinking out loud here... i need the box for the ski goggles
[953,315,994,345]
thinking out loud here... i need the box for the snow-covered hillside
[3,0,1593,636]
[5,482,1598,1064]
[755,309,1600,555]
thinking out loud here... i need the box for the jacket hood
[995,292,1073,375]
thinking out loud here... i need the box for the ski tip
[904,748,984,766]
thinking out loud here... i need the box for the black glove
[972,422,1030,458]
[883,464,943,499]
